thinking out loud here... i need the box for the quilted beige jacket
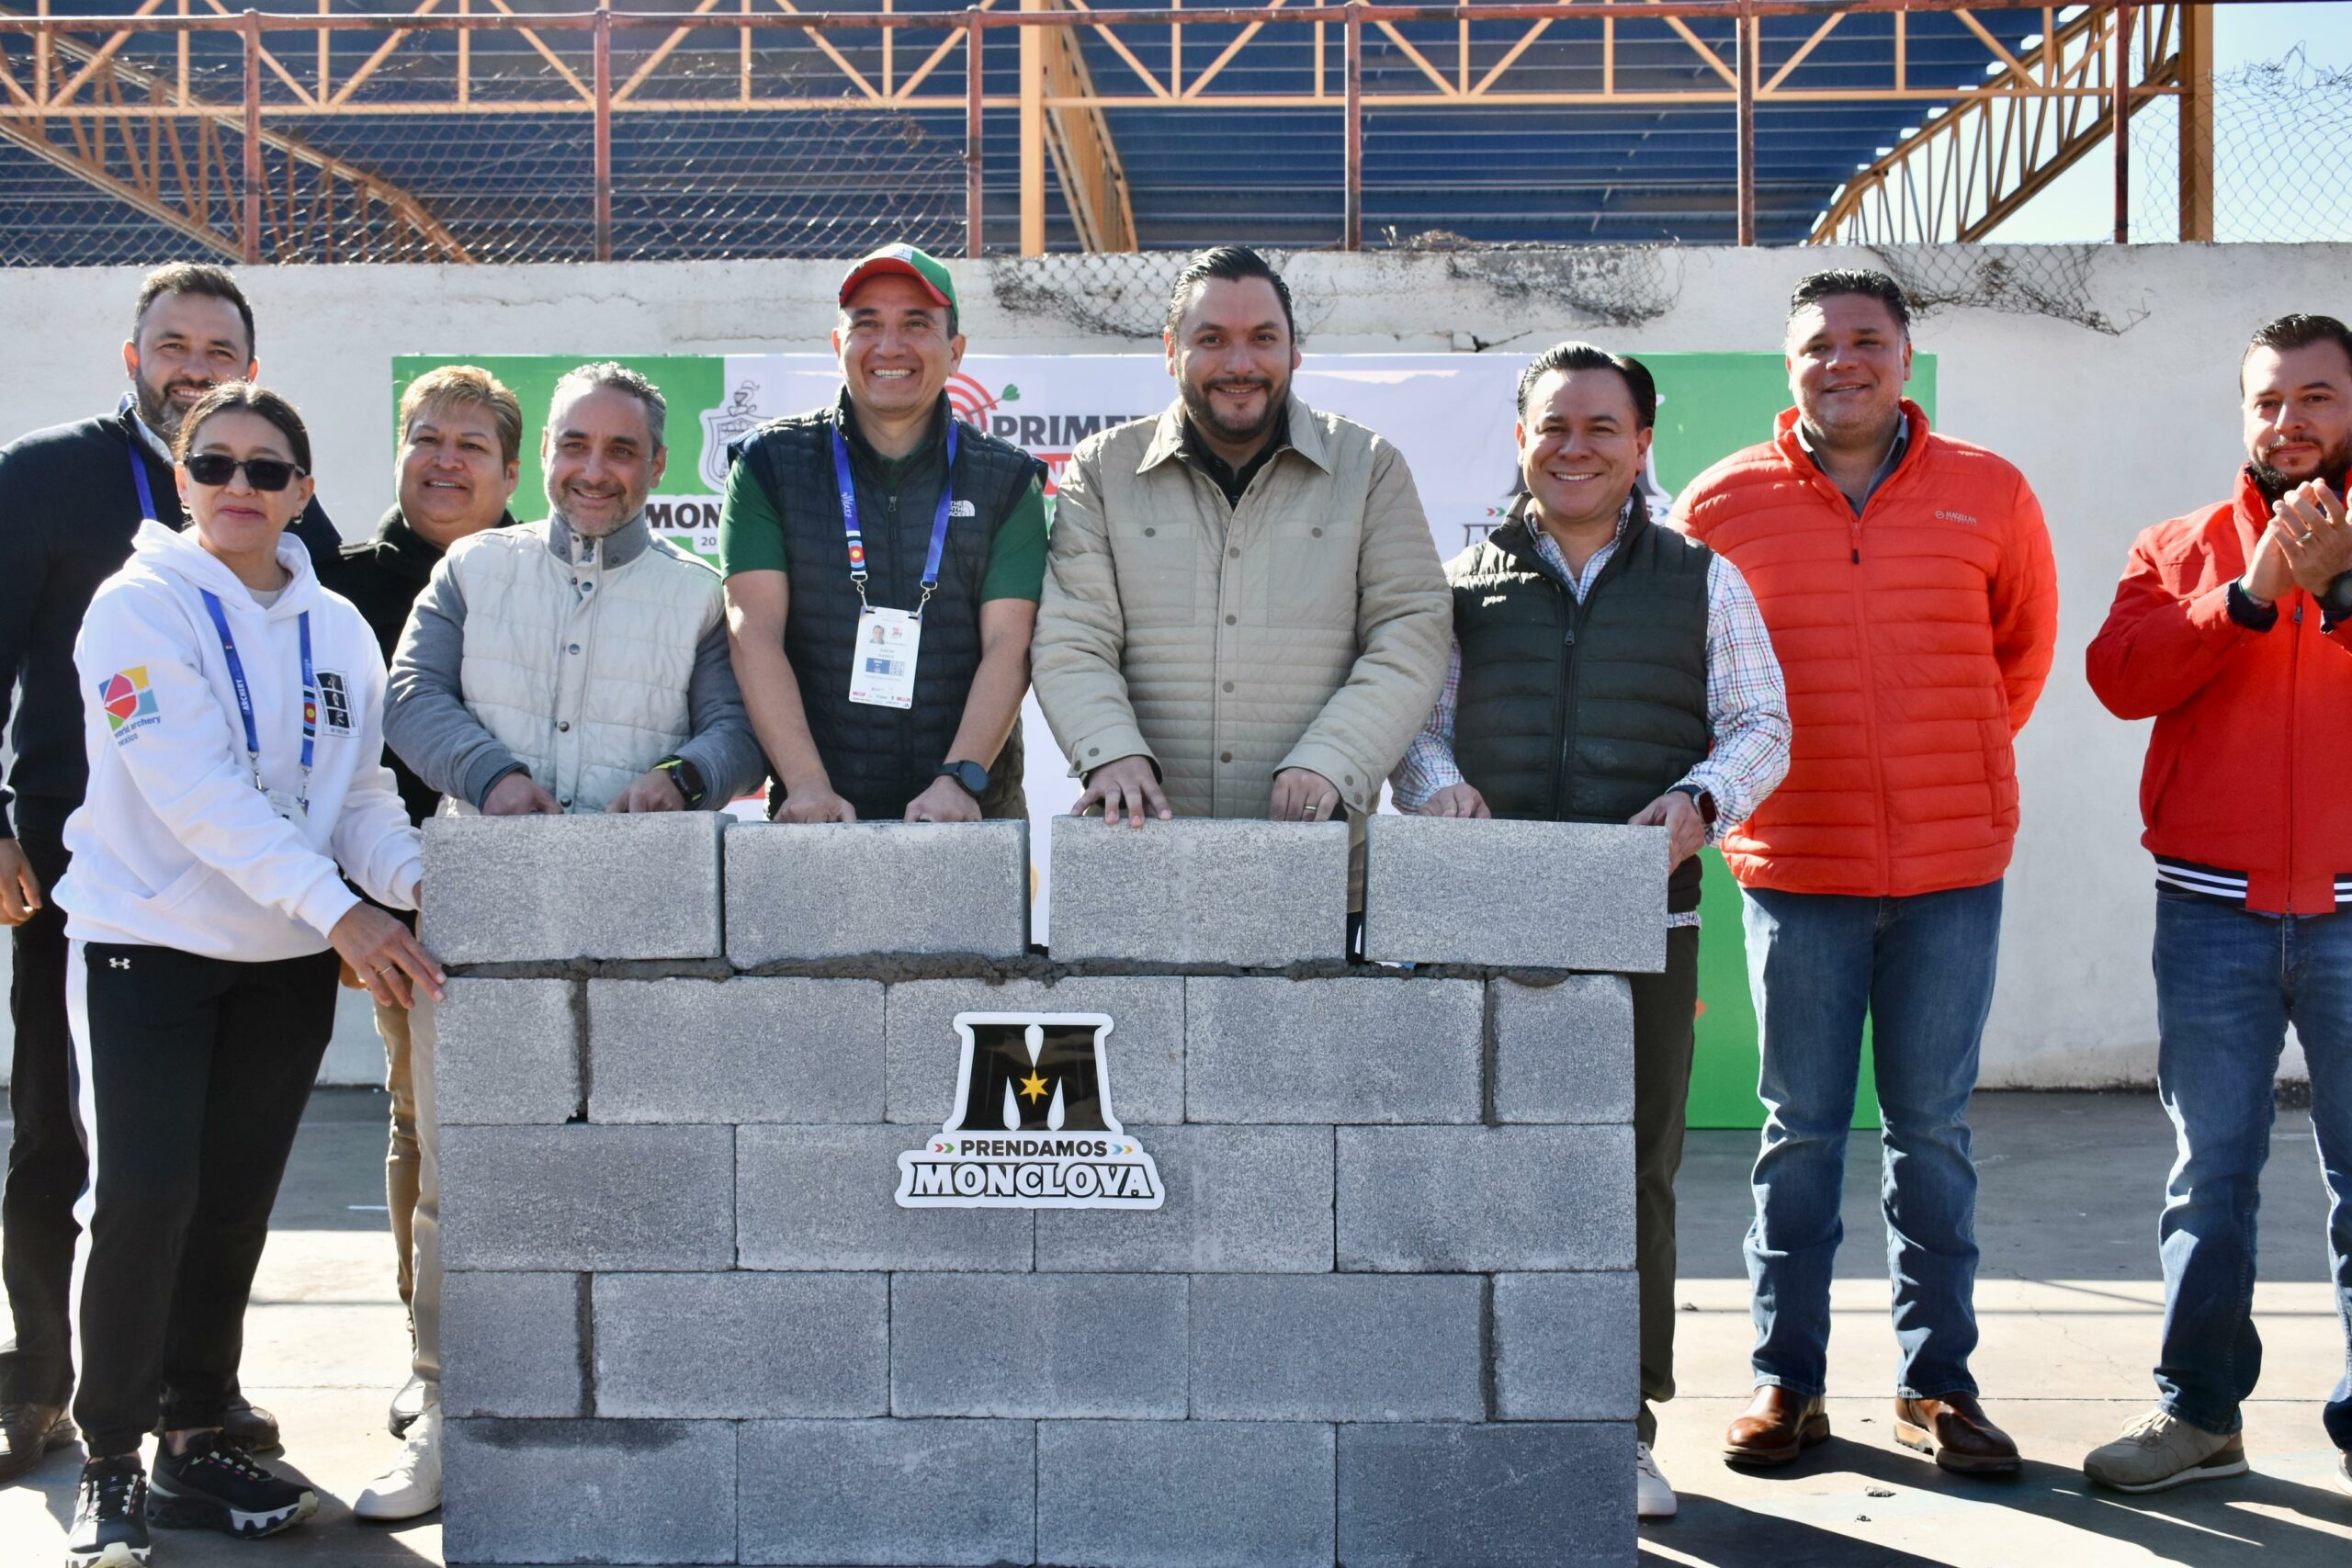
[1033,398,1450,823]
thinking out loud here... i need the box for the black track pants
[67,940,337,1458]
[2,829,83,1406]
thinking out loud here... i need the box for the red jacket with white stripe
[2086,468,2352,917]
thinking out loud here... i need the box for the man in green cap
[721,243,1048,822]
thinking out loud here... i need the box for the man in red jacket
[2084,312,2352,1497]
[1674,270,2057,1477]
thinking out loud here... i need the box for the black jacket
[0,407,340,838]
[319,504,517,828]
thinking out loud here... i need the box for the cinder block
[1492,975,1637,1124]
[1035,1125,1331,1273]
[595,1272,886,1418]
[1338,1126,1634,1271]
[439,1124,733,1271]
[1047,818,1348,965]
[421,812,724,964]
[1338,1422,1634,1568]
[440,1271,585,1418]
[891,1274,1185,1417]
[737,1124,1032,1271]
[1492,1272,1639,1421]
[1037,1420,1334,1568]
[1186,976,1482,1123]
[1191,1275,1483,1420]
[1362,816,1667,973]
[434,978,581,1126]
[888,976,1183,1126]
[588,976,884,1123]
[443,1417,736,1565]
[738,1419,1035,1567]
[725,818,1029,964]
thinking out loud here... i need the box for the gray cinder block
[421,811,724,964]
[594,1272,887,1418]
[891,1274,1185,1417]
[1338,1422,1634,1568]
[439,1271,585,1418]
[439,1123,733,1271]
[1185,976,1482,1123]
[1491,975,1637,1125]
[1037,1420,1335,1568]
[725,818,1029,964]
[1190,1275,1484,1421]
[1362,815,1668,973]
[1337,1125,1635,1272]
[887,976,1183,1126]
[434,978,580,1126]
[1035,1124,1332,1273]
[589,976,884,1123]
[737,1124,1032,1271]
[443,1417,737,1565]
[738,1419,1035,1567]
[1047,817,1349,965]
[1492,1271,1639,1421]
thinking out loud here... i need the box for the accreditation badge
[848,605,922,709]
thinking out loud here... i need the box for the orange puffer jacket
[1672,401,2059,897]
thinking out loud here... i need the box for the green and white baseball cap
[838,243,957,311]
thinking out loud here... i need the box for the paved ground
[1,1088,2346,1566]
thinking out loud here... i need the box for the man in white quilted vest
[366,360,763,1521]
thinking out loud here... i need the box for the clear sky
[1985,1,2352,242]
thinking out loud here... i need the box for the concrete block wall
[433,815,1655,1567]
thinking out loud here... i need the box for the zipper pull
[1852,547,1861,565]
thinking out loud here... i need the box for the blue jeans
[2152,888,2352,1448]
[1740,880,2004,1398]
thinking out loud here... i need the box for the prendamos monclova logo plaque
[896,1012,1163,1210]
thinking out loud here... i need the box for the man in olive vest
[1391,342,1790,1523]
[721,243,1048,823]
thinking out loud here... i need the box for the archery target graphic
[945,373,1001,427]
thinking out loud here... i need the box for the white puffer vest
[446,516,722,813]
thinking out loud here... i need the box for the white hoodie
[59,519,423,960]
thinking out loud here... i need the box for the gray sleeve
[673,618,769,809]
[383,558,526,810]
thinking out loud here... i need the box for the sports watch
[938,760,990,798]
[652,755,707,807]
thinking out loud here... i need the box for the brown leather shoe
[1895,1393,2021,1476]
[0,1403,75,1483]
[1724,1386,1830,1469]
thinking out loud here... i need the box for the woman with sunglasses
[55,382,443,1568]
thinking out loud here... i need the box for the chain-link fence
[2132,50,2352,244]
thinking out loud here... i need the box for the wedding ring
[2300,530,2319,546]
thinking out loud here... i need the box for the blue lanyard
[119,394,162,523]
[200,589,314,808]
[831,415,958,616]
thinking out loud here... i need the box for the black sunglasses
[184,454,307,492]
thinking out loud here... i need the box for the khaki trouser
[1634,925,1701,1448]
[404,993,443,1394]
[378,1000,420,1312]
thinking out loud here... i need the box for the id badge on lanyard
[833,417,957,710]
[201,590,316,820]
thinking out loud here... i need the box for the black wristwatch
[652,755,707,807]
[938,759,989,798]
[1670,784,1718,824]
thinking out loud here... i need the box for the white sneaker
[2082,1406,2245,1494]
[2337,1450,2351,1498]
[1636,1441,1678,1521]
[353,1406,441,1522]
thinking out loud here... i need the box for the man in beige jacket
[1034,246,1450,838]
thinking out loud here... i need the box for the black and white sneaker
[65,1456,152,1567]
[147,1431,318,1538]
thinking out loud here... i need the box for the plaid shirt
[1391,496,1792,929]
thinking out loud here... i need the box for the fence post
[1018,0,1045,255]
[1736,4,1756,246]
[2177,1,2212,241]
[967,11,985,257]
[242,9,261,263]
[2110,0,2132,245]
[1343,3,1361,252]
[594,0,613,262]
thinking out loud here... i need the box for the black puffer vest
[1451,496,1713,912]
[733,394,1044,820]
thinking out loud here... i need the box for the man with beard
[316,365,520,1479]
[376,363,763,1517]
[0,264,334,1482]
[2085,312,2352,1497]
[1033,246,1448,870]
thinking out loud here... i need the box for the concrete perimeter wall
[8,243,2344,1088]
[424,811,1654,1567]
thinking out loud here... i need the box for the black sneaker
[147,1431,317,1538]
[66,1456,152,1566]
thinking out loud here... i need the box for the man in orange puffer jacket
[1673,270,2057,1477]
[2082,313,2352,1498]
